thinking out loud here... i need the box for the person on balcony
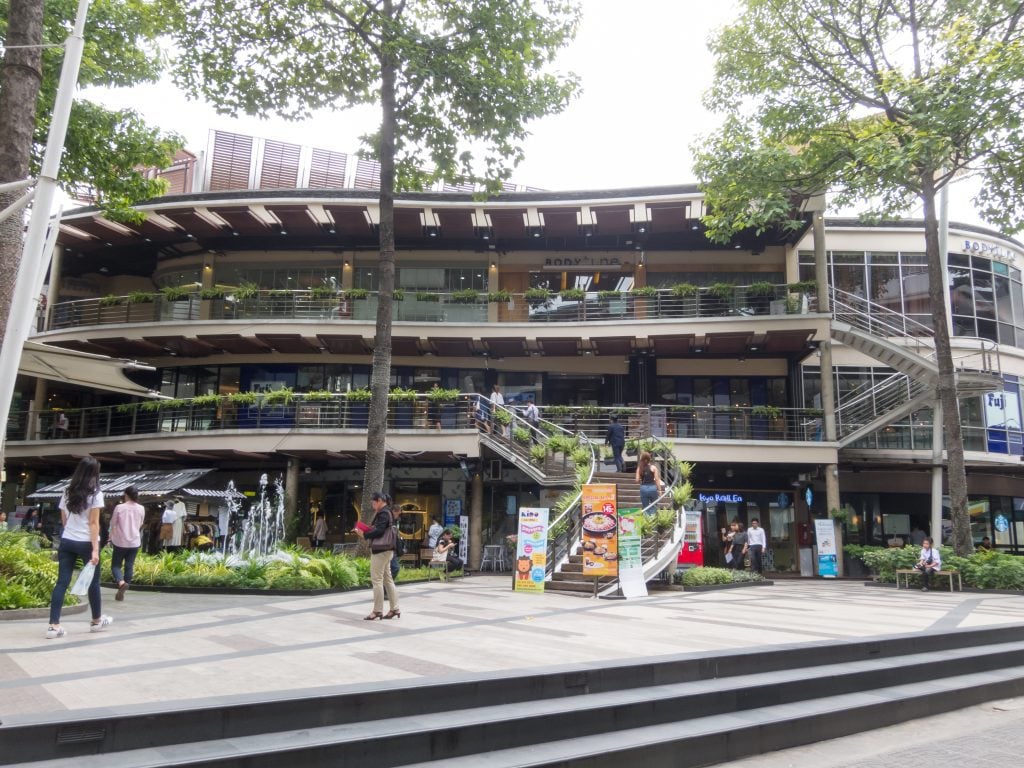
[51,411,69,439]
[635,451,664,514]
[605,414,626,472]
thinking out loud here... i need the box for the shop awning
[28,468,215,500]
[19,341,160,398]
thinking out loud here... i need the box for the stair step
[10,634,1024,767]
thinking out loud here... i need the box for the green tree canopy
[165,0,581,526]
[694,0,1024,556]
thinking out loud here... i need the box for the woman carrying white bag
[46,456,112,639]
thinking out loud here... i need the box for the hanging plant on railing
[787,280,817,294]
[747,281,777,298]
[524,287,553,305]
[233,282,260,300]
[345,387,373,402]
[115,402,138,414]
[559,287,585,301]
[415,291,440,302]
[308,285,337,300]
[630,286,658,297]
[161,285,193,302]
[677,460,695,480]
[303,390,335,401]
[262,387,294,407]
[570,447,591,466]
[451,288,481,304]
[707,282,735,298]
[751,405,782,419]
[126,290,156,305]
[426,387,460,403]
[670,283,698,297]
[227,391,258,406]
[99,294,125,307]
[546,434,577,455]
[391,288,405,301]
[345,288,370,301]
[191,394,221,408]
[672,482,694,509]
[494,409,512,427]
[597,289,621,301]
[201,286,227,300]
[487,289,512,303]
[388,387,418,402]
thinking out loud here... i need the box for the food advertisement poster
[617,507,647,598]
[815,518,838,578]
[514,507,549,593]
[581,484,618,576]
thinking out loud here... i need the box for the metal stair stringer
[837,387,936,448]
[831,320,939,382]
[478,429,574,486]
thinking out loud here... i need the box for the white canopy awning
[19,341,159,398]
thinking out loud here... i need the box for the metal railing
[6,398,833,444]
[43,283,816,331]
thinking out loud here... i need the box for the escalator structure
[830,289,1002,447]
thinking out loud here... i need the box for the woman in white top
[47,456,112,639]
[110,485,145,602]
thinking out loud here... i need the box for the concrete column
[470,471,483,570]
[199,254,216,320]
[813,210,841,517]
[931,401,944,544]
[26,377,47,440]
[487,261,499,323]
[285,457,299,542]
[45,240,62,332]
[342,256,353,290]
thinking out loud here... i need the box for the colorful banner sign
[815,518,838,578]
[617,507,647,598]
[513,507,550,593]
[581,484,618,577]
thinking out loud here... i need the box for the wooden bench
[895,568,962,591]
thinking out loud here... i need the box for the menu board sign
[513,507,550,593]
[581,484,618,577]
[617,507,647,598]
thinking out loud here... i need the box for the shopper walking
[746,517,767,574]
[635,451,664,514]
[605,414,626,472]
[356,491,400,620]
[109,485,145,602]
[47,456,112,639]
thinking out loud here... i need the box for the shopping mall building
[3,131,1023,566]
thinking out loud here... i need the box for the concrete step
[6,629,1024,767]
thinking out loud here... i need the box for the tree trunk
[360,49,397,524]
[0,0,45,345]
[921,172,972,556]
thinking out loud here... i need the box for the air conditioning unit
[487,459,502,481]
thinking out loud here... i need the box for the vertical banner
[444,498,461,528]
[581,484,618,577]
[617,507,647,598]
[458,514,469,564]
[514,507,550,593]
[815,518,838,578]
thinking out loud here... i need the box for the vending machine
[677,509,704,567]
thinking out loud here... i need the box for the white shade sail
[19,341,158,398]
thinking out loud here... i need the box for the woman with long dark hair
[47,456,111,639]
[635,450,664,514]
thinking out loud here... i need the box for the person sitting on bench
[913,537,941,591]
[435,529,464,572]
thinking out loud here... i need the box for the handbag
[370,518,397,553]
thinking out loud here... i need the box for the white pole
[0,0,91,467]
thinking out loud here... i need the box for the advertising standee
[580,484,618,578]
[815,518,838,578]
[513,507,550,593]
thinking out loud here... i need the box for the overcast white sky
[86,0,987,227]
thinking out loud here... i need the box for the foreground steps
[4,625,1024,767]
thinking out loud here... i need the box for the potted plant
[746,281,776,314]
[451,288,481,304]
[415,291,440,302]
[308,285,336,300]
[345,387,372,428]
[427,386,461,427]
[559,287,585,302]
[631,285,658,297]
[669,283,699,317]
[524,287,553,306]
[486,289,512,303]
[161,285,192,302]
[597,289,621,302]
[703,282,734,316]
[529,444,547,465]
[262,387,295,408]
[391,288,405,301]
[233,282,260,300]
[201,286,226,300]
[388,387,418,428]
[512,426,531,444]
[345,288,370,301]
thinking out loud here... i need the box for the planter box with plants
[345,388,372,428]
[388,387,418,428]
[427,387,461,428]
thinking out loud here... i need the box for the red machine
[677,509,704,567]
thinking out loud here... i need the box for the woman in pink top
[109,485,145,602]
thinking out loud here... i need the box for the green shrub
[345,288,369,300]
[524,287,553,304]
[487,290,512,303]
[161,285,192,301]
[494,408,512,425]
[262,387,294,406]
[670,283,698,297]
[631,286,658,297]
[559,287,585,301]
[513,426,532,444]
[346,387,373,402]
[530,444,548,464]
[0,531,75,610]
[451,288,481,304]
[427,387,460,403]
[415,291,440,302]
[127,290,155,304]
[654,509,676,532]
[388,387,418,402]
[234,282,260,299]
[682,567,734,586]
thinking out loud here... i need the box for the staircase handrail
[543,429,598,579]
[475,396,579,485]
[830,287,937,359]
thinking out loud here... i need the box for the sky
[85,0,987,227]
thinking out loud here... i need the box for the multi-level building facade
[4,132,1023,566]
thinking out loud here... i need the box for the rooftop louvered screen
[259,139,301,189]
[307,148,349,188]
[354,158,381,189]
[208,131,254,191]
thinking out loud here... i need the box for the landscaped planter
[392,403,414,428]
[682,579,774,592]
[347,403,369,428]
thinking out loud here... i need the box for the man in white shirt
[427,517,444,548]
[913,537,942,591]
[489,384,506,435]
[746,518,767,574]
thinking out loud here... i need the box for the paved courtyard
[2,577,1023,724]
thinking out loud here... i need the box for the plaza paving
[1,577,1023,765]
